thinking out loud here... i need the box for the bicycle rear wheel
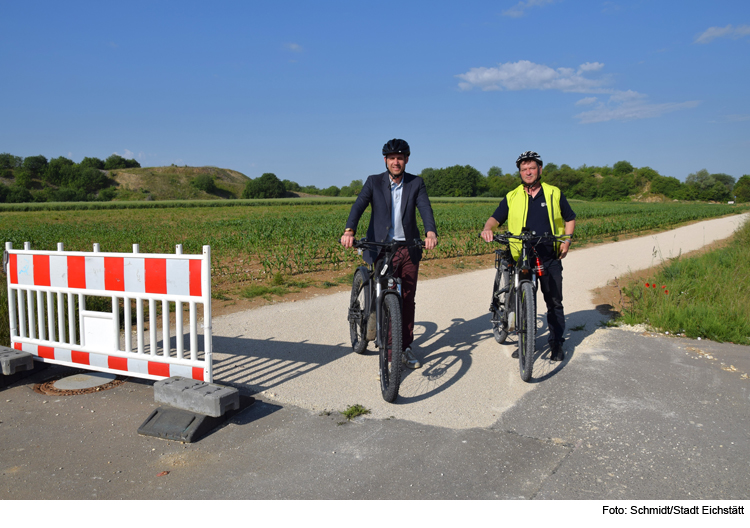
[491,265,511,343]
[379,294,403,402]
[518,281,536,382]
[348,269,369,354]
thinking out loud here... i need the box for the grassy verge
[619,219,750,345]
[240,273,310,300]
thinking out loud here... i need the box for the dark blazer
[345,171,438,264]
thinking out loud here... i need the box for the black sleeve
[559,193,576,222]
[415,178,438,236]
[345,175,374,232]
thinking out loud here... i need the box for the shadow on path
[202,301,610,401]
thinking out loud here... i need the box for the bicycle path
[209,212,750,429]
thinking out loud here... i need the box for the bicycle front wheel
[518,281,536,382]
[491,265,511,343]
[379,294,403,403]
[349,269,369,354]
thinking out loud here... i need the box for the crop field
[2,200,747,298]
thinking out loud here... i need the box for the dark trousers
[538,259,565,344]
[389,246,419,349]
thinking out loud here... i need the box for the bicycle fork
[512,273,538,335]
[374,278,402,350]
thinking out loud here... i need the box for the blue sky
[2,0,748,187]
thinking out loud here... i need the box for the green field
[2,199,747,284]
[2,199,749,346]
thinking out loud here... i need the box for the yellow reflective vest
[506,182,565,260]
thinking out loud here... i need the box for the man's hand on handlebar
[425,231,438,250]
[341,229,355,248]
[481,228,494,243]
[558,238,571,259]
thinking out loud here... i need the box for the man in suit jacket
[341,139,438,369]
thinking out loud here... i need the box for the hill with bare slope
[109,165,249,201]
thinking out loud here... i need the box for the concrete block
[154,376,239,417]
[138,406,225,443]
[0,347,35,376]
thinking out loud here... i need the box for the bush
[0,153,23,170]
[104,154,140,170]
[14,169,34,189]
[22,155,48,177]
[79,157,105,170]
[52,187,88,202]
[192,174,217,193]
[613,160,634,177]
[650,175,683,198]
[44,156,76,186]
[97,188,118,201]
[734,175,750,202]
[6,185,33,203]
[422,165,483,197]
[319,185,340,197]
[242,173,285,199]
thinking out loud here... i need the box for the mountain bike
[488,230,569,382]
[347,238,424,402]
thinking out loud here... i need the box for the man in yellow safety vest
[481,151,576,362]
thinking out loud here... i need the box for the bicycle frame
[494,238,541,331]
[492,229,568,335]
[352,239,422,350]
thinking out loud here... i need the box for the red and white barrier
[4,242,213,382]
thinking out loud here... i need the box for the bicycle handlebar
[352,238,426,250]
[482,231,571,245]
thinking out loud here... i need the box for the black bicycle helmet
[382,138,411,157]
[516,150,543,168]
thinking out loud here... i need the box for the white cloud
[456,60,607,93]
[284,42,304,52]
[502,0,557,18]
[114,149,140,160]
[694,24,750,44]
[574,91,700,123]
[575,97,598,106]
[578,62,604,73]
[725,114,750,122]
[457,59,699,123]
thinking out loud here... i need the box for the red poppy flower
[652,284,656,288]
[664,290,669,295]
[645,283,650,288]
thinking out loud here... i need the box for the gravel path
[211,212,749,429]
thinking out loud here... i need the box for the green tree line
[0,153,140,203]
[242,162,750,203]
[4,151,749,203]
